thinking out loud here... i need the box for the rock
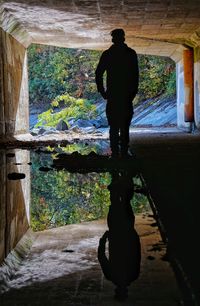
[90,119,101,128]
[96,102,106,115]
[30,128,40,136]
[38,127,47,135]
[81,126,96,133]
[29,114,39,128]
[96,127,108,134]
[75,119,94,128]
[56,119,69,131]
[67,117,76,126]
[43,130,60,135]
[69,125,80,133]
[96,116,108,127]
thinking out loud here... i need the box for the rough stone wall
[0,150,30,264]
[0,28,29,136]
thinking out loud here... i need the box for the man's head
[110,28,125,44]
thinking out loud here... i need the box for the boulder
[43,130,60,135]
[81,126,96,133]
[38,127,47,135]
[30,128,40,136]
[74,119,94,128]
[96,102,106,115]
[69,125,80,133]
[90,119,102,128]
[96,116,108,127]
[56,119,69,131]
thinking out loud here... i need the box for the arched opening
[1,1,200,304]
[28,43,177,140]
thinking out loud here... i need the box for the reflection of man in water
[95,29,139,157]
[98,172,141,301]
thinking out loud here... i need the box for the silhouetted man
[95,29,139,157]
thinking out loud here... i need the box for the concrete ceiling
[1,0,200,61]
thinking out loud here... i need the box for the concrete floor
[0,127,197,149]
[1,215,182,306]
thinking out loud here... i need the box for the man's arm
[95,52,107,99]
[97,231,111,280]
[129,51,139,100]
[133,52,139,95]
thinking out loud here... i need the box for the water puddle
[0,144,150,301]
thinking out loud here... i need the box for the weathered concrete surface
[176,60,192,131]
[1,0,200,61]
[0,29,29,136]
[0,149,30,264]
[0,217,182,305]
[132,96,177,127]
[0,229,34,293]
[0,151,6,263]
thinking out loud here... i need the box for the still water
[1,142,149,233]
[30,143,149,231]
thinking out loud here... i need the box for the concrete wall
[176,60,192,131]
[0,28,29,136]
[0,152,6,262]
[194,46,200,130]
[0,28,31,265]
[0,150,30,264]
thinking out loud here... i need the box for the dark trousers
[106,100,133,155]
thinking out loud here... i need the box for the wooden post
[183,49,194,122]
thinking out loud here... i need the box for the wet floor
[0,217,182,306]
[1,136,200,305]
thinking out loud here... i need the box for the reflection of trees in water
[31,150,149,231]
[31,152,111,231]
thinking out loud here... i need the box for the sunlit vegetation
[28,44,176,128]
[35,93,97,128]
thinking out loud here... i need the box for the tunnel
[1,1,200,305]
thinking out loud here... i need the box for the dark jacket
[95,43,139,101]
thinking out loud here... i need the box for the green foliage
[35,93,97,128]
[31,151,111,231]
[137,55,176,102]
[28,45,102,107]
[28,44,176,111]
[164,70,176,97]
[56,143,99,155]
